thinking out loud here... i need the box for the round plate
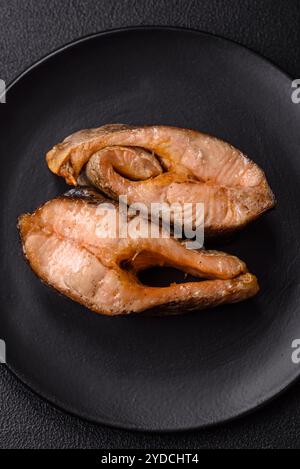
[1,27,300,431]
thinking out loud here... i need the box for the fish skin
[46,124,275,236]
[18,188,259,317]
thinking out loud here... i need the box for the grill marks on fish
[18,189,259,316]
[46,124,275,235]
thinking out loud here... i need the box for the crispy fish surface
[18,188,259,316]
[46,124,275,236]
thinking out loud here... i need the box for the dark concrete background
[1,0,300,449]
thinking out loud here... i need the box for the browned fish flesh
[46,124,275,236]
[18,188,259,316]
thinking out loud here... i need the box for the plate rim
[7,25,292,91]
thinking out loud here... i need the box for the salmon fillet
[46,124,275,236]
[18,188,259,316]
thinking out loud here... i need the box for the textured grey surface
[1,0,300,84]
[0,0,300,449]
[1,365,300,449]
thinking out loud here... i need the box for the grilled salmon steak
[18,188,259,316]
[46,124,275,236]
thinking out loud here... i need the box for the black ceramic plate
[1,27,300,431]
